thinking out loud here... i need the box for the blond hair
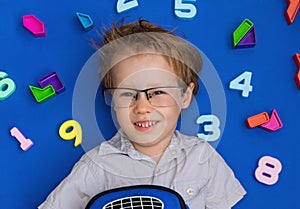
[93,18,202,95]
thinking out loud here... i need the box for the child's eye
[152,90,167,95]
[120,92,135,98]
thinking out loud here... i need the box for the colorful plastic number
[10,127,34,151]
[174,0,197,19]
[196,115,220,142]
[255,156,282,185]
[116,0,138,13]
[59,120,82,147]
[229,71,253,97]
[0,72,16,100]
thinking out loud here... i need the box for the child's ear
[182,82,195,109]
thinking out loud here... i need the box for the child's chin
[129,133,162,144]
[131,139,159,147]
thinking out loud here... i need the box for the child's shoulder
[175,130,208,148]
[175,130,218,164]
[79,131,125,162]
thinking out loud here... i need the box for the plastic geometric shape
[174,0,197,20]
[236,26,256,48]
[246,112,270,128]
[0,71,16,100]
[293,53,300,68]
[29,85,56,103]
[294,69,300,89]
[22,14,46,37]
[76,12,94,31]
[284,0,300,25]
[255,156,282,185]
[233,18,254,48]
[261,109,283,131]
[38,71,65,93]
[10,127,34,151]
[116,0,139,13]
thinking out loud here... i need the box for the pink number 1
[10,127,34,151]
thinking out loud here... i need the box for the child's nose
[133,92,153,114]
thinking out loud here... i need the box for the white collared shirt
[38,130,246,209]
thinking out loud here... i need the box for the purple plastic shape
[38,72,65,93]
[236,26,256,48]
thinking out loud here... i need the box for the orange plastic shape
[293,53,300,68]
[285,0,300,24]
[246,112,270,128]
[294,69,300,89]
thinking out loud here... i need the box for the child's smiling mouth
[134,120,159,131]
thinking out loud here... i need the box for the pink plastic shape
[10,127,34,151]
[22,14,46,37]
[38,72,65,93]
[255,156,282,185]
[261,109,283,131]
[236,26,256,48]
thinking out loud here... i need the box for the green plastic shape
[29,85,56,103]
[233,19,254,48]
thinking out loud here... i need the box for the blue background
[0,0,299,208]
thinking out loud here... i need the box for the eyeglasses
[103,86,186,108]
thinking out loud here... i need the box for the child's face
[111,54,194,150]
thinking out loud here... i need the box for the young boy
[39,19,246,209]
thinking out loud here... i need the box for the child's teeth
[136,121,156,127]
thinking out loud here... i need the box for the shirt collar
[98,129,146,159]
[98,129,201,158]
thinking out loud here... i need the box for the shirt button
[156,168,161,174]
[186,188,194,196]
